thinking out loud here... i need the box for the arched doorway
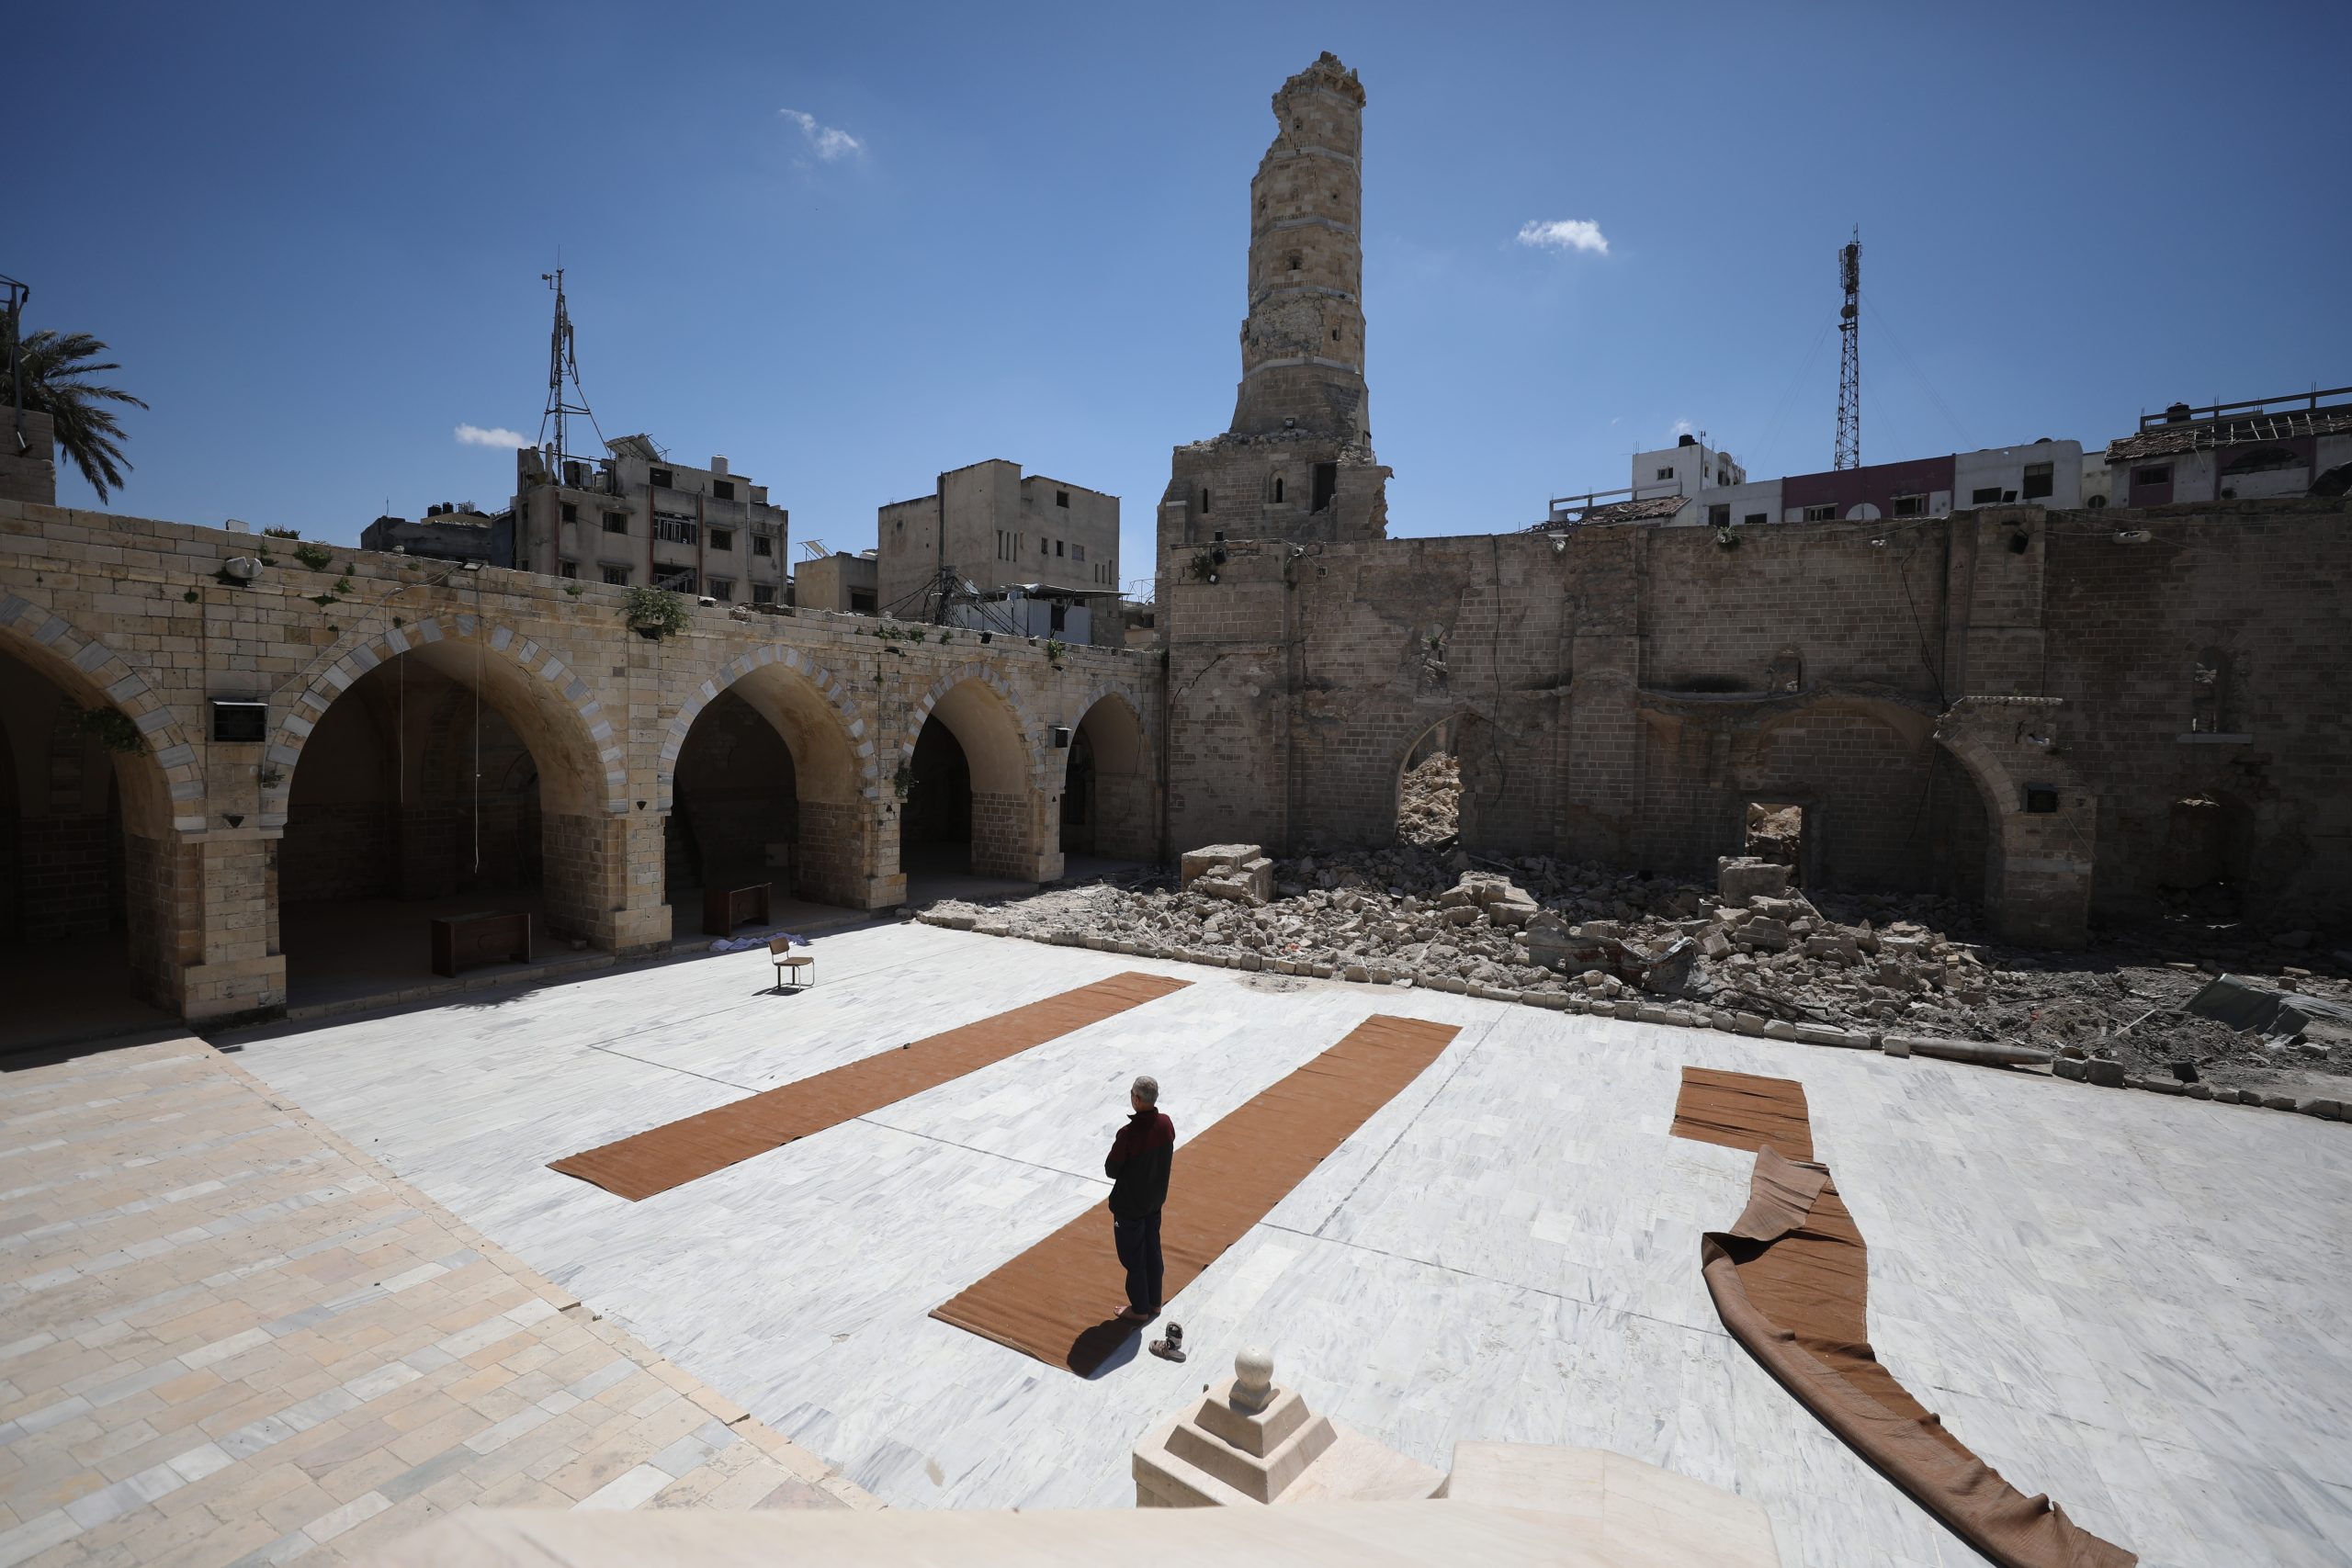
[275,637,611,1005]
[662,662,869,925]
[1060,693,1153,863]
[902,678,1035,893]
[0,643,176,1047]
[1395,713,1502,851]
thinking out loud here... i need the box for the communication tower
[537,268,604,468]
[1835,230,1861,470]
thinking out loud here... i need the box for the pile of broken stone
[913,843,2346,1124]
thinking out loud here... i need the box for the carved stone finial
[1231,1347,1276,1413]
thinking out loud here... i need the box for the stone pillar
[154,829,287,1024]
[1132,1348,1441,1508]
[1934,696,2095,949]
[545,811,670,953]
[0,409,56,507]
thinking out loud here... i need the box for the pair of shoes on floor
[1149,1322,1185,1362]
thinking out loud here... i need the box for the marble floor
[218,925,2352,1568]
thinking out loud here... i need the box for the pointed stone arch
[656,646,882,908]
[264,615,624,829]
[900,665,1049,882]
[0,593,208,1015]
[264,616,643,962]
[1934,696,2095,948]
[0,592,204,834]
[1060,682,1158,861]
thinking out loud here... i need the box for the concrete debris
[1396,752,1459,846]
[922,841,2352,1100]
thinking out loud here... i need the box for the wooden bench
[702,882,772,937]
[770,938,815,992]
[431,910,533,977]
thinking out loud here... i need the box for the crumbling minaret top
[1159,53,1390,555]
[1229,52,1371,444]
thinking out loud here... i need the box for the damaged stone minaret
[1159,53,1392,561]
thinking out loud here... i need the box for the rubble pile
[1396,752,1459,845]
[920,844,2352,1096]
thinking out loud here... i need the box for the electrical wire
[1863,294,1974,453]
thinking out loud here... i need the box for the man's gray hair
[1131,1075,1159,1106]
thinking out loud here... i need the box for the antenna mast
[537,268,602,470]
[1834,229,1860,470]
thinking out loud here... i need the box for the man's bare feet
[1117,1305,1155,1322]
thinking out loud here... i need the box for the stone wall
[0,497,1162,1024]
[1160,499,2352,946]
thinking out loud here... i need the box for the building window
[649,467,674,489]
[709,579,733,602]
[1656,467,1674,481]
[710,528,734,551]
[752,534,773,557]
[1200,488,1212,514]
[1744,512,1768,526]
[560,560,578,579]
[1311,462,1338,512]
[2021,462,2054,501]
[601,564,630,586]
[653,513,698,545]
[1273,475,1285,503]
[1804,503,1837,522]
[752,583,776,604]
[1891,493,1926,517]
[849,587,876,614]
[1055,490,1069,508]
[560,502,578,524]
[1707,503,1730,527]
[654,568,697,593]
[713,479,735,501]
[1716,469,1728,484]
[1287,252,1302,272]
[1055,539,1065,557]
[2133,465,2172,487]
[1971,487,2004,505]
[1072,543,1086,563]
[603,510,628,533]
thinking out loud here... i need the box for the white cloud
[781,108,863,162]
[1670,417,1694,439]
[1515,219,1609,256]
[455,423,533,449]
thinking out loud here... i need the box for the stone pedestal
[1133,1349,1442,1508]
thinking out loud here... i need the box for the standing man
[1105,1075,1174,1322]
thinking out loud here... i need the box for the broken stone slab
[1733,1012,1769,1036]
[2296,1096,2345,1120]
[2261,1093,2297,1111]
[2052,1055,2085,1080]
[2127,1076,2186,1096]
[1180,843,1263,888]
[2085,1058,2126,1088]
[1716,855,1792,906]
[1521,992,1570,1010]
[1793,1024,1868,1049]
[1763,1020,1800,1041]
[1741,918,1794,953]
[1883,1035,2056,1068]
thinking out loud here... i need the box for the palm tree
[5,328,147,502]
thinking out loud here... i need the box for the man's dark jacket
[1105,1109,1174,1218]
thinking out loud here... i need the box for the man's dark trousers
[1114,1210,1164,1314]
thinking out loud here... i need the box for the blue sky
[20,1,2350,582]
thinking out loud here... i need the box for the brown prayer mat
[549,971,1192,1201]
[932,1013,1460,1376]
[1674,1066,2135,1568]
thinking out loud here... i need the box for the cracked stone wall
[1161,498,2352,942]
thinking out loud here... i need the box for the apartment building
[512,435,788,604]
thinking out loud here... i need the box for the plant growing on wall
[1044,638,1068,667]
[892,760,915,800]
[262,526,302,540]
[1713,525,1741,550]
[292,541,334,570]
[621,584,689,640]
[76,705,144,754]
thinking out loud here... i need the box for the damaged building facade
[1158,54,2352,950]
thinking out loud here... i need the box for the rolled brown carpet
[1674,1066,2135,1568]
[549,971,1192,1201]
[933,1013,1460,1375]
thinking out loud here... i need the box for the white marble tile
[223,926,2352,1567]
